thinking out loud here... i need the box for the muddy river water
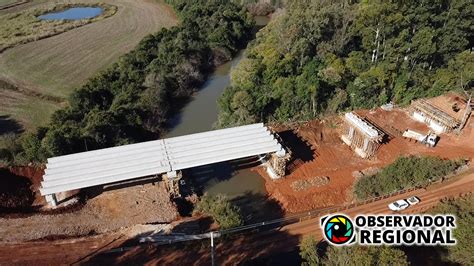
[164,16,270,199]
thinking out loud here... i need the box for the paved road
[0,169,473,264]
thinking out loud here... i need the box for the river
[164,16,270,199]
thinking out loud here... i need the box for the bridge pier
[266,148,290,179]
[163,170,182,198]
[45,194,57,207]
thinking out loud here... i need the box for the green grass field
[0,0,177,131]
[0,2,117,52]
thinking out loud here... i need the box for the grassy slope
[0,0,17,6]
[0,2,117,52]
[0,0,177,130]
[0,89,60,129]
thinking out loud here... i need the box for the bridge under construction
[40,123,290,206]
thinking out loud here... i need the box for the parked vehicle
[402,129,438,147]
[388,199,410,211]
[406,196,420,205]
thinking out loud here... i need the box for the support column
[163,170,182,198]
[267,148,291,179]
[362,137,369,152]
[45,194,57,207]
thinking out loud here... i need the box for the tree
[299,235,322,266]
[217,0,473,127]
[194,194,243,230]
[324,245,408,266]
[353,156,461,200]
[430,195,474,265]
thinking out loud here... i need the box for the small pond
[38,7,103,20]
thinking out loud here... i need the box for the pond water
[165,18,273,200]
[38,7,103,20]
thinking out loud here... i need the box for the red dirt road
[1,168,473,265]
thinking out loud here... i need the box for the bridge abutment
[163,170,183,198]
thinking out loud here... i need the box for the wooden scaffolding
[268,152,291,177]
[410,99,460,133]
[341,112,384,159]
[163,171,182,198]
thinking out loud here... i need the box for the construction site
[260,92,473,212]
[0,92,472,243]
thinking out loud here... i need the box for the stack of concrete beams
[40,140,170,196]
[40,123,285,202]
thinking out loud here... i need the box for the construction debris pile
[291,176,330,192]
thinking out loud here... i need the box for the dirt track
[1,167,472,265]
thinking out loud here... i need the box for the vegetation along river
[165,16,270,200]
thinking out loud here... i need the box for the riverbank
[162,16,272,208]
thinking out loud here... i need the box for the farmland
[0,0,178,130]
[0,2,117,52]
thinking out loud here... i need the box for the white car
[388,199,409,211]
[406,196,420,205]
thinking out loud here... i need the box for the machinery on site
[402,129,438,147]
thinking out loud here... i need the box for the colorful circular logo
[323,214,354,245]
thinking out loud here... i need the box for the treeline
[217,0,473,126]
[429,194,473,265]
[194,194,243,230]
[1,1,254,163]
[300,236,408,265]
[353,156,462,200]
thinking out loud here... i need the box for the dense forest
[429,194,474,265]
[0,1,254,163]
[353,156,461,200]
[217,0,473,126]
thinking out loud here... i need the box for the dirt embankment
[259,108,474,213]
[0,166,178,243]
[0,166,44,212]
[0,181,178,243]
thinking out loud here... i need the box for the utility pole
[456,74,472,134]
[210,231,216,266]
[457,92,472,134]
